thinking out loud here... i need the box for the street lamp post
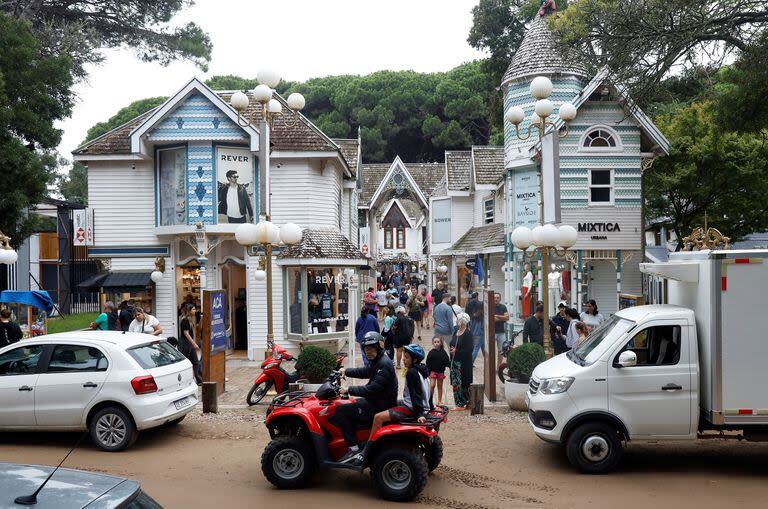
[0,231,18,265]
[231,70,306,355]
[505,76,579,358]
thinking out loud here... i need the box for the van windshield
[569,315,635,365]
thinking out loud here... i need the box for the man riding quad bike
[261,333,448,501]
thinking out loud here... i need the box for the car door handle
[83,382,98,388]
[661,383,683,391]
[18,386,33,392]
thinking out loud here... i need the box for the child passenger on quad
[370,344,431,435]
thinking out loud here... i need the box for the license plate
[174,397,191,410]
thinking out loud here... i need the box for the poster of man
[217,146,255,224]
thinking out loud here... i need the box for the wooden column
[484,289,496,402]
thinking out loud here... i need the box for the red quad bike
[246,345,347,405]
[261,372,448,502]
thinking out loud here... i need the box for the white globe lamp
[254,269,267,282]
[0,250,10,264]
[150,270,163,283]
[541,223,560,247]
[531,225,546,246]
[530,76,553,99]
[253,84,273,103]
[280,223,303,245]
[534,98,554,119]
[268,98,283,115]
[504,106,526,125]
[235,222,259,246]
[438,264,448,274]
[257,68,281,89]
[558,224,578,248]
[558,102,578,122]
[6,250,17,264]
[254,221,270,244]
[230,91,249,112]
[287,92,306,111]
[529,113,541,126]
[511,226,533,250]
[266,221,281,245]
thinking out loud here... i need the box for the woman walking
[179,303,202,384]
[580,299,604,331]
[449,312,473,410]
[407,287,425,341]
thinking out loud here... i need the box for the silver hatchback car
[0,462,162,508]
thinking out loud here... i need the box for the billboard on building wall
[431,199,451,244]
[73,209,87,247]
[541,134,561,224]
[216,146,255,224]
[513,166,539,229]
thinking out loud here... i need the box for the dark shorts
[409,311,421,321]
[393,337,410,348]
[388,405,414,421]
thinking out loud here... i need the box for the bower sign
[202,289,227,395]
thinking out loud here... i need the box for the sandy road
[1,407,768,508]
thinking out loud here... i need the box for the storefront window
[158,147,186,226]
[307,268,349,334]
[287,267,302,334]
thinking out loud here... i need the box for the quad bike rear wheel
[261,436,315,488]
[425,436,443,472]
[247,381,271,406]
[371,447,429,502]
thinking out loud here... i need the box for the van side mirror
[616,350,637,368]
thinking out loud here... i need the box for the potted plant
[295,346,338,389]
[505,343,546,411]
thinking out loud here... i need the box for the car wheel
[90,407,137,452]
[565,422,623,474]
[247,381,271,406]
[425,436,443,472]
[261,436,315,489]
[372,448,429,502]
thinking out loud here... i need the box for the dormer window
[579,126,622,152]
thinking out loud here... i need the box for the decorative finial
[538,0,557,16]
[682,227,730,251]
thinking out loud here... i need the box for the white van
[526,249,768,473]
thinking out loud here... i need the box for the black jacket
[0,321,22,348]
[346,353,398,412]
[426,348,450,375]
[217,182,254,218]
[405,363,430,418]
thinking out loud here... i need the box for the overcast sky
[57,0,486,158]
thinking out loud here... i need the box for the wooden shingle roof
[472,146,505,185]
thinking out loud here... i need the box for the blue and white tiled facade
[187,141,216,224]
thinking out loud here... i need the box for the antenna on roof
[14,432,88,505]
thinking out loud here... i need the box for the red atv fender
[265,405,324,436]
[368,423,437,443]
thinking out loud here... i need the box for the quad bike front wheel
[425,436,443,472]
[371,448,429,502]
[247,381,271,406]
[261,436,315,489]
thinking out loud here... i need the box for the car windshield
[127,341,185,369]
[569,315,635,365]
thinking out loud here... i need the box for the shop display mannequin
[521,263,533,319]
[547,263,561,316]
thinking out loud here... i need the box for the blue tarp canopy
[0,290,55,315]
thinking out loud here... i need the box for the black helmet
[360,331,384,352]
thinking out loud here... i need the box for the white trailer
[525,249,768,473]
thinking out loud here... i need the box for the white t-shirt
[580,312,604,330]
[376,290,388,306]
[226,186,242,218]
[129,314,161,334]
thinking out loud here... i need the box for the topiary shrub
[295,346,338,383]
[507,343,546,383]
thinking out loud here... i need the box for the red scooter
[262,371,448,501]
[246,345,346,406]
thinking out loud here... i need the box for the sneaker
[338,446,363,465]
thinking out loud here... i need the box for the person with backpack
[0,309,22,347]
[118,300,135,332]
[391,306,414,370]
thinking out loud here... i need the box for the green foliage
[295,346,338,383]
[57,162,89,205]
[1,1,212,79]
[46,313,98,334]
[0,13,73,247]
[646,101,768,244]
[84,96,167,143]
[507,343,546,383]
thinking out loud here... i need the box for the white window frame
[483,198,494,224]
[588,169,614,206]
[578,125,623,153]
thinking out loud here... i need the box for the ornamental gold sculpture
[682,227,730,251]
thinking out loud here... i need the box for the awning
[441,223,505,256]
[81,271,152,293]
[0,290,55,315]
[77,272,109,290]
[639,262,699,283]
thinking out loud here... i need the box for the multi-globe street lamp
[230,70,306,353]
[504,76,578,358]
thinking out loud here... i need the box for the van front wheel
[565,422,622,474]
